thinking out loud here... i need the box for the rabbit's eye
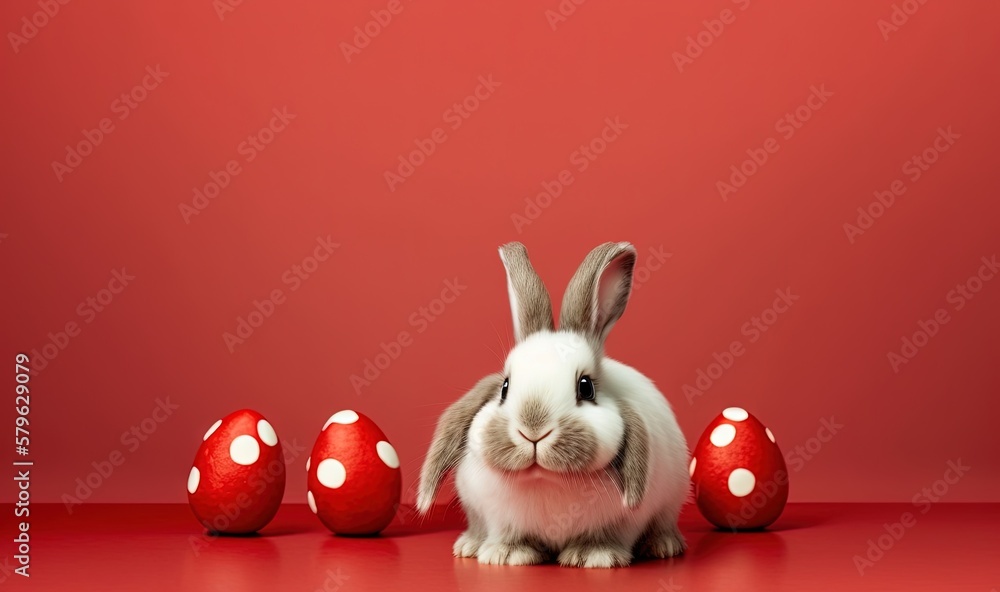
[577,375,595,402]
[500,378,509,402]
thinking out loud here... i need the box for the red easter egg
[690,407,788,530]
[306,410,401,535]
[187,409,286,534]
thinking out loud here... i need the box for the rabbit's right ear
[417,373,504,514]
[560,242,637,346]
[499,242,554,342]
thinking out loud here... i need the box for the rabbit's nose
[518,429,553,444]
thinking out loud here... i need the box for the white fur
[457,331,689,560]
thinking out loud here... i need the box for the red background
[2,0,998,508]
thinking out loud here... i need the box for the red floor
[10,503,997,590]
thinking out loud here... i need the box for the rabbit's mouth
[480,413,600,474]
[491,454,560,477]
[513,463,563,482]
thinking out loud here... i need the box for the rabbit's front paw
[453,530,485,558]
[558,541,632,568]
[477,540,546,565]
[635,527,686,559]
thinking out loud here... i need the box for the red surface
[8,503,997,590]
[3,0,1000,508]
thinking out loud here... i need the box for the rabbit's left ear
[560,242,637,346]
[499,242,554,342]
[417,373,504,514]
[614,399,650,508]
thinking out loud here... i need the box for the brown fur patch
[542,416,599,471]
[417,373,504,512]
[611,399,649,508]
[499,242,554,342]
[559,242,636,344]
[482,415,534,471]
[519,398,551,435]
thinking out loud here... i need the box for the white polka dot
[307,491,318,514]
[203,419,222,441]
[317,458,346,489]
[187,467,200,494]
[257,419,278,446]
[722,407,749,422]
[710,424,737,447]
[323,410,359,431]
[728,468,756,497]
[229,434,260,465]
[689,457,697,476]
[306,457,311,472]
[376,441,399,469]
[765,427,776,443]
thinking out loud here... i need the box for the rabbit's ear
[417,374,504,514]
[499,242,554,342]
[560,242,637,346]
[613,399,650,508]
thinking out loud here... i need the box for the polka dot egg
[307,410,401,535]
[187,409,286,534]
[690,407,788,530]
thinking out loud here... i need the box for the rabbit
[416,241,690,568]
